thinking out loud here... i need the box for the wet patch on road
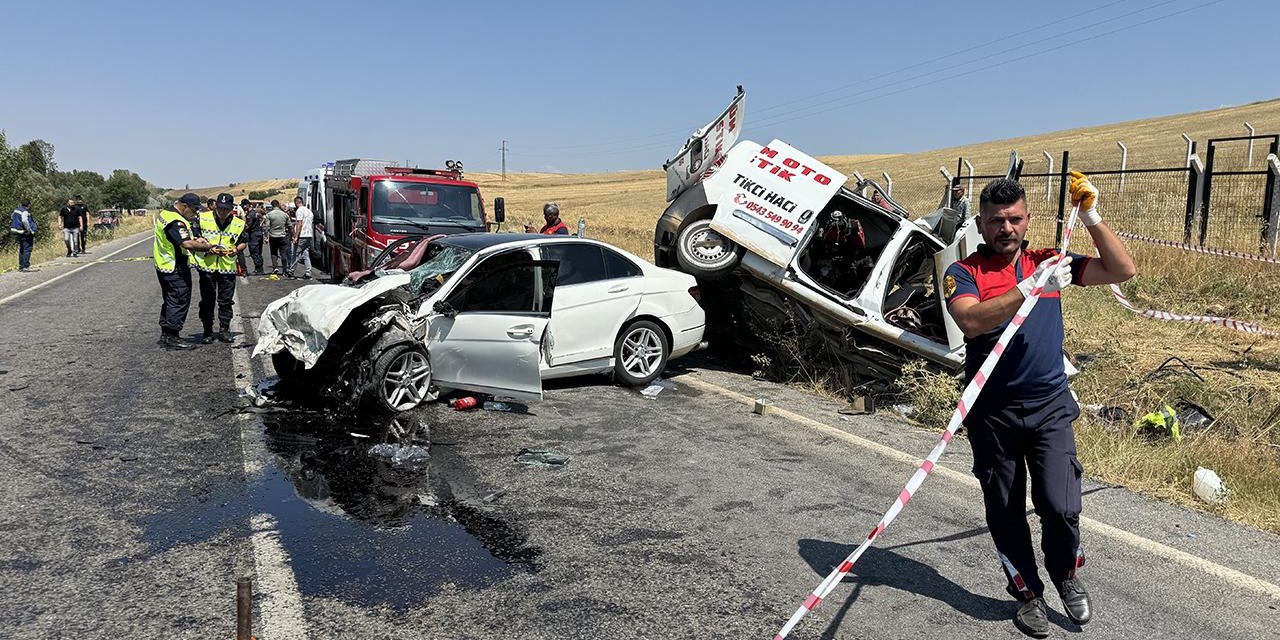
[136,411,541,609]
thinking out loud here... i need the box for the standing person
[287,196,314,279]
[243,200,265,274]
[952,185,971,216]
[265,200,290,275]
[191,193,247,344]
[9,199,38,272]
[525,202,569,235]
[943,172,1135,638]
[59,198,82,257]
[74,196,91,254]
[154,193,207,350]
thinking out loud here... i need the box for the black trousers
[197,270,237,333]
[247,232,265,272]
[965,387,1084,598]
[156,268,192,336]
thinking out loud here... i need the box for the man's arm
[1076,220,1136,285]
[1067,170,1136,286]
[949,289,1024,339]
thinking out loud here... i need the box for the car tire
[366,344,432,413]
[272,351,307,383]
[675,217,742,280]
[613,319,670,387]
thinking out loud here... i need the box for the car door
[539,243,643,365]
[426,254,559,401]
[702,139,848,268]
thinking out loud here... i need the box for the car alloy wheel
[621,325,664,379]
[381,349,431,411]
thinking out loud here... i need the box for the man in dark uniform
[73,196,91,254]
[242,199,265,274]
[153,193,207,350]
[192,193,247,344]
[944,172,1135,637]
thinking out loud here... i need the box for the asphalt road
[2,230,1279,639]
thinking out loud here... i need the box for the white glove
[1016,256,1073,298]
[1068,170,1102,226]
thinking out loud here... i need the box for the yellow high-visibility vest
[191,211,246,274]
[152,209,189,273]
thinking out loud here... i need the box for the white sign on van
[705,139,847,267]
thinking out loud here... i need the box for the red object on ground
[451,397,478,411]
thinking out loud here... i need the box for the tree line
[1,131,161,248]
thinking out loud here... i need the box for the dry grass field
[164,178,298,204]
[180,98,1280,531]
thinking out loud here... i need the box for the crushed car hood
[254,274,415,368]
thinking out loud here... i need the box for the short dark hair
[74,194,82,200]
[271,199,280,207]
[294,195,303,201]
[21,199,31,207]
[979,178,1026,210]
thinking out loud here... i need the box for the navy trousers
[965,387,1084,598]
[156,268,192,336]
[197,270,237,333]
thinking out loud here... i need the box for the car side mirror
[433,300,458,318]
[493,197,505,223]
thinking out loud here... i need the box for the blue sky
[1,0,1273,188]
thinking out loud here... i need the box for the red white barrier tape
[772,206,1083,640]
[1108,283,1280,338]
[1114,230,1280,266]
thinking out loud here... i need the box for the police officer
[944,171,1135,638]
[192,193,247,344]
[153,193,207,350]
[242,199,265,274]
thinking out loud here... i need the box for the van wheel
[613,320,669,387]
[367,344,432,413]
[676,217,742,279]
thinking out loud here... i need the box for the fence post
[1246,122,1256,168]
[882,172,893,196]
[1263,154,1280,257]
[939,167,954,207]
[1055,150,1069,247]
[1200,142,1216,246]
[1184,154,1204,245]
[1116,142,1128,193]
[1181,134,1193,167]
[963,158,975,196]
[1042,151,1054,202]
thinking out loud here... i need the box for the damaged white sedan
[254,233,706,412]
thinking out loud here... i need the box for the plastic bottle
[450,396,478,411]
[1192,467,1228,504]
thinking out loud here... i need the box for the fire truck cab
[297,158,504,281]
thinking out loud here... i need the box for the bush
[247,189,280,200]
[893,360,962,428]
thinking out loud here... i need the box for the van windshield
[371,180,483,231]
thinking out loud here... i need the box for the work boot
[201,332,215,345]
[1056,577,1092,625]
[1013,597,1051,639]
[159,335,195,351]
[217,329,234,343]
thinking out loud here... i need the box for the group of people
[151,192,314,350]
[59,197,92,258]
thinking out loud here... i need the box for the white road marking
[0,233,151,305]
[231,287,309,639]
[679,375,1280,601]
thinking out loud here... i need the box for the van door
[934,212,982,350]
[704,139,848,268]
[427,257,559,401]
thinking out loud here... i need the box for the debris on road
[1084,404,1131,425]
[1137,404,1183,441]
[838,395,875,415]
[451,396,480,411]
[1193,467,1229,504]
[514,449,569,467]
[368,442,431,467]
[753,398,773,415]
[483,400,527,413]
[640,378,676,399]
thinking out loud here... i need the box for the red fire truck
[297,158,505,280]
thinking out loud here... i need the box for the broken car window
[405,244,475,296]
[882,232,946,343]
[795,199,894,299]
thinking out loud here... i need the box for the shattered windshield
[404,244,475,295]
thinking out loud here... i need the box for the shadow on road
[799,533,1082,637]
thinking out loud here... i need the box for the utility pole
[499,140,508,180]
